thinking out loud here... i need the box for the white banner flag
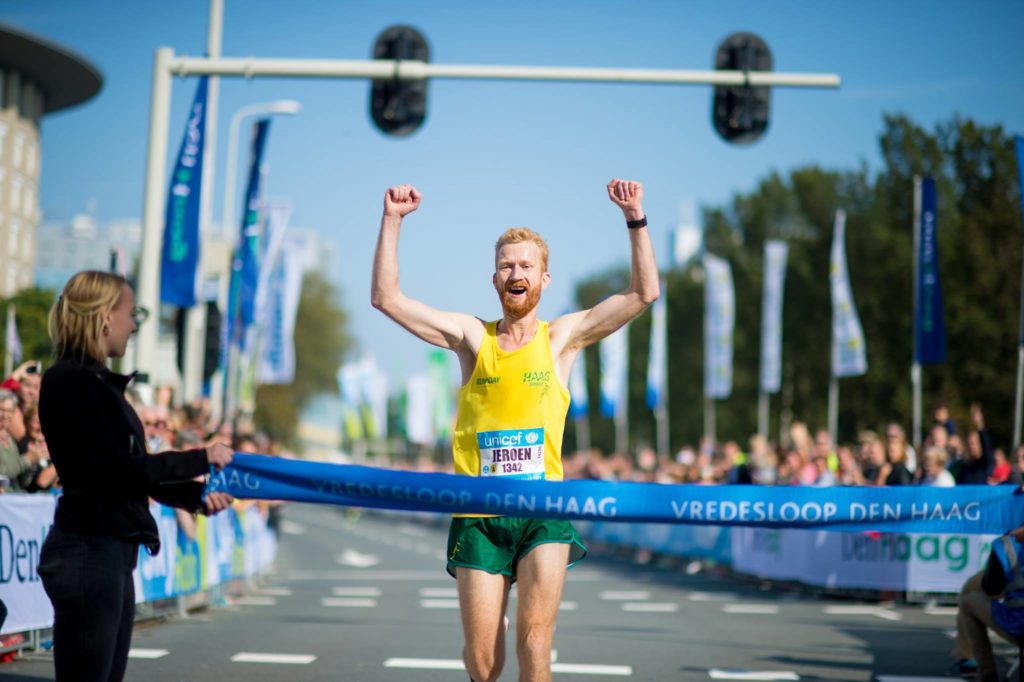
[830,209,868,378]
[599,324,629,419]
[0,495,55,634]
[704,253,734,399]
[256,240,304,384]
[759,241,788,393]
[405,373,435,445]
[646,287,667,409]
[356,355,389,439]
[568,352,588,419]
[5,304,22,368]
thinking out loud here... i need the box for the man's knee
[464,644,504,682]
[516,621,554,662]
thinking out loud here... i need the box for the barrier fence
[577,521,994,594]
[0,494,276,637]
[4,457,1011,644]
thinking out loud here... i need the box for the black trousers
[38,527,138,682]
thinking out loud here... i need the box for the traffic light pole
[136,47,840,405]
[166,55,840,88]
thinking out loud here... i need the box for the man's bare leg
[514,543,570,682]
[457,567,511,682]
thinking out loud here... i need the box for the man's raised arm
[552,179,660,354]
[371,185,481,351]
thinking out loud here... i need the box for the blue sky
[5,0,1024,380]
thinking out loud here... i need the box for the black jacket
[39,352,209,554]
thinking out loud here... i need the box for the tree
[1,287,59,369]
[572,115,1023,452]
[253,271,353,448]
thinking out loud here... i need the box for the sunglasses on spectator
[131,307,150,326]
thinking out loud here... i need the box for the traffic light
[370,25,430,136]
[711,33,772,145]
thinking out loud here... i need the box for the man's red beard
[499,280,541,317]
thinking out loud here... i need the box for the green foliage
[254,271,353,448]
[573,115,1023,452]
[0,287,59,368]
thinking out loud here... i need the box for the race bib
[477,428,545,480]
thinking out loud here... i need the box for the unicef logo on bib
[477,427,546,480]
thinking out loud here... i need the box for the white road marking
[622,602,678,612]
[923,603,957,616]
[231,596,277,606]
[332,586,382,597]
[559,601,579,611]
[825,605,902,621]
[708,670,799,680]
[599,590,651,600]
[336,550,380,568]
[255,587,293,596]
[943,628,956,639]
[279,520,306,535]
[875,677,952,682]
[722,604,779,615]
[321,597,377,608]
[551,663,632,675]
[551,649,558,663]
[231,653,316,665]
[383,658,631,676]
[420,587,458,598]
[689,591,737,602]
[421,598,461,609]
[128,648,169,659]
[385,658,465,670]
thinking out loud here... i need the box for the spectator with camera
[0,389,43,491]
[1,360,42,443]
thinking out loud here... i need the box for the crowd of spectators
[0,358,287,529]
[1,353,1012,495]
[560,402,1014,489]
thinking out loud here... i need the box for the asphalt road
[4,503,1015,681]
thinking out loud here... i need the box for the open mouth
[506,283,528,296]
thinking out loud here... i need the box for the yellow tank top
[453,320,570,497]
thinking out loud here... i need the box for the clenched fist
[384,184,422,218]
[607,179,644,217]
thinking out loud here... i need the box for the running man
[371,179,658,682]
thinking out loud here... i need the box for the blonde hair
[495,228,549,271]
[49,270,128,363]
[924,445,949,468]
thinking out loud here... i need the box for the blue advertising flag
[229,119,271,350]
[160,77,208,307]
[914,178,947,364]
[1015,135,1024,345]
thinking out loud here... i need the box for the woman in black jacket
[37,271,234,682]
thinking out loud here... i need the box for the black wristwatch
[626,215,647,229]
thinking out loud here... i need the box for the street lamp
[214,99,300,423]
[220,99,301,236]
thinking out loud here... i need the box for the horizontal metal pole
[169,55,840,88]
